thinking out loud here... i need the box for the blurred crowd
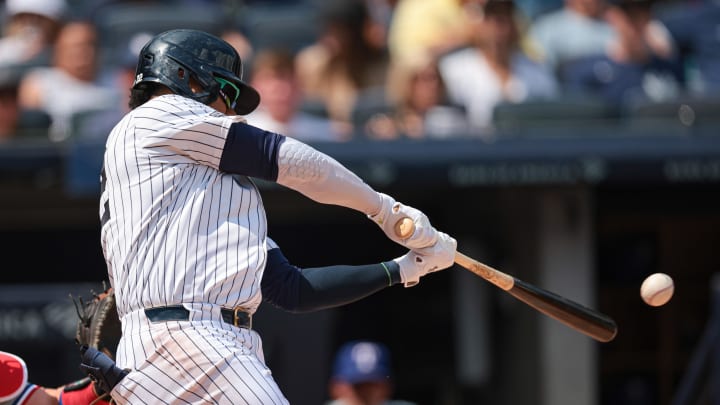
[0,0,718,144]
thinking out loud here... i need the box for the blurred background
[0,0,719,404]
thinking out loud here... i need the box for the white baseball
[640,273,674,307]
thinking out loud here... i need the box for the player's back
[100,95,267,317]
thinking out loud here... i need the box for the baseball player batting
[98,29,456,404]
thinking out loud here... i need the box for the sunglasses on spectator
[214,77,240,110]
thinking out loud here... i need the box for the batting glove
[393,232,457,287]
[369,193,438,249]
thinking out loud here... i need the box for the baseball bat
[395,218,618,342]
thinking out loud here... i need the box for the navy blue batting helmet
[133,29,260,115]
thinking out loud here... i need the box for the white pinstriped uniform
[100,94,288,404]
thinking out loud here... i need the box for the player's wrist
[369,194,438,250]
[59,377,111,405]
[393,232,457,287]
[367,192,394,221]
[380,260,402,286]
[393,253,422,287]
[92,380,107,397]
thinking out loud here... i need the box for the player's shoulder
[128,95,233,130]
[138,94,215,115]
[108,95,225,140]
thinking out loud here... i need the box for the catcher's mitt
[71,283,121,359]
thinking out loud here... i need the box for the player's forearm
[275,137,383,216]
[261,247,402,313]
[57,378,110,405]
[292,262,402,312]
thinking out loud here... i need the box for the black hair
[128,82,162,110]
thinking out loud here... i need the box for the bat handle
[394,218,515,290]
[395,217,415,239]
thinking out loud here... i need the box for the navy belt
[144,305,252,328]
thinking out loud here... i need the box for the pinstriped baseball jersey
[100,94,266,318]
[101,94,288,404]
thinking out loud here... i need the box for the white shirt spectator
[21,67,118,140]
[438,47,558,132]
[0,0,67,67]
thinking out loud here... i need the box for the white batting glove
[393,232,457,287]
[369,193,438,249]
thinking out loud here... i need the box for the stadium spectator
[0,65,52,142]
[17,20,119,142]
[68,32,147,141]
[0,0,66,68]
[513,0,563,20]
[246,48,345,142]
[658,0,720,94]
[527,0,620,69]
[527,0,676,66]
[362,51,468,140]
[618,0,675,62]
[295,0,390,136]
[387,0,471,65]
[365,0,398,38]
[81,0,222,14]
[555,0,682,104]
[438,0,558,134]
[0,67,24,143]
[326,340,416,405]
[221,29,254,65]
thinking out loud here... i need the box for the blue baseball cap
[332,341,393,384]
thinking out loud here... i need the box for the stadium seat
[491,97,620,136]
[298,99,329,119]
[238,2,320,53]
[349,86,394,135]
[621,96,720,136]
[93,3,228,66]
[68,108,124,141]
[16,109,52,139]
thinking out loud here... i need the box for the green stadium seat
[491,97,620,137]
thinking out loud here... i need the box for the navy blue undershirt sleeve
[261,247,402,313]
[219,121,286,181]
